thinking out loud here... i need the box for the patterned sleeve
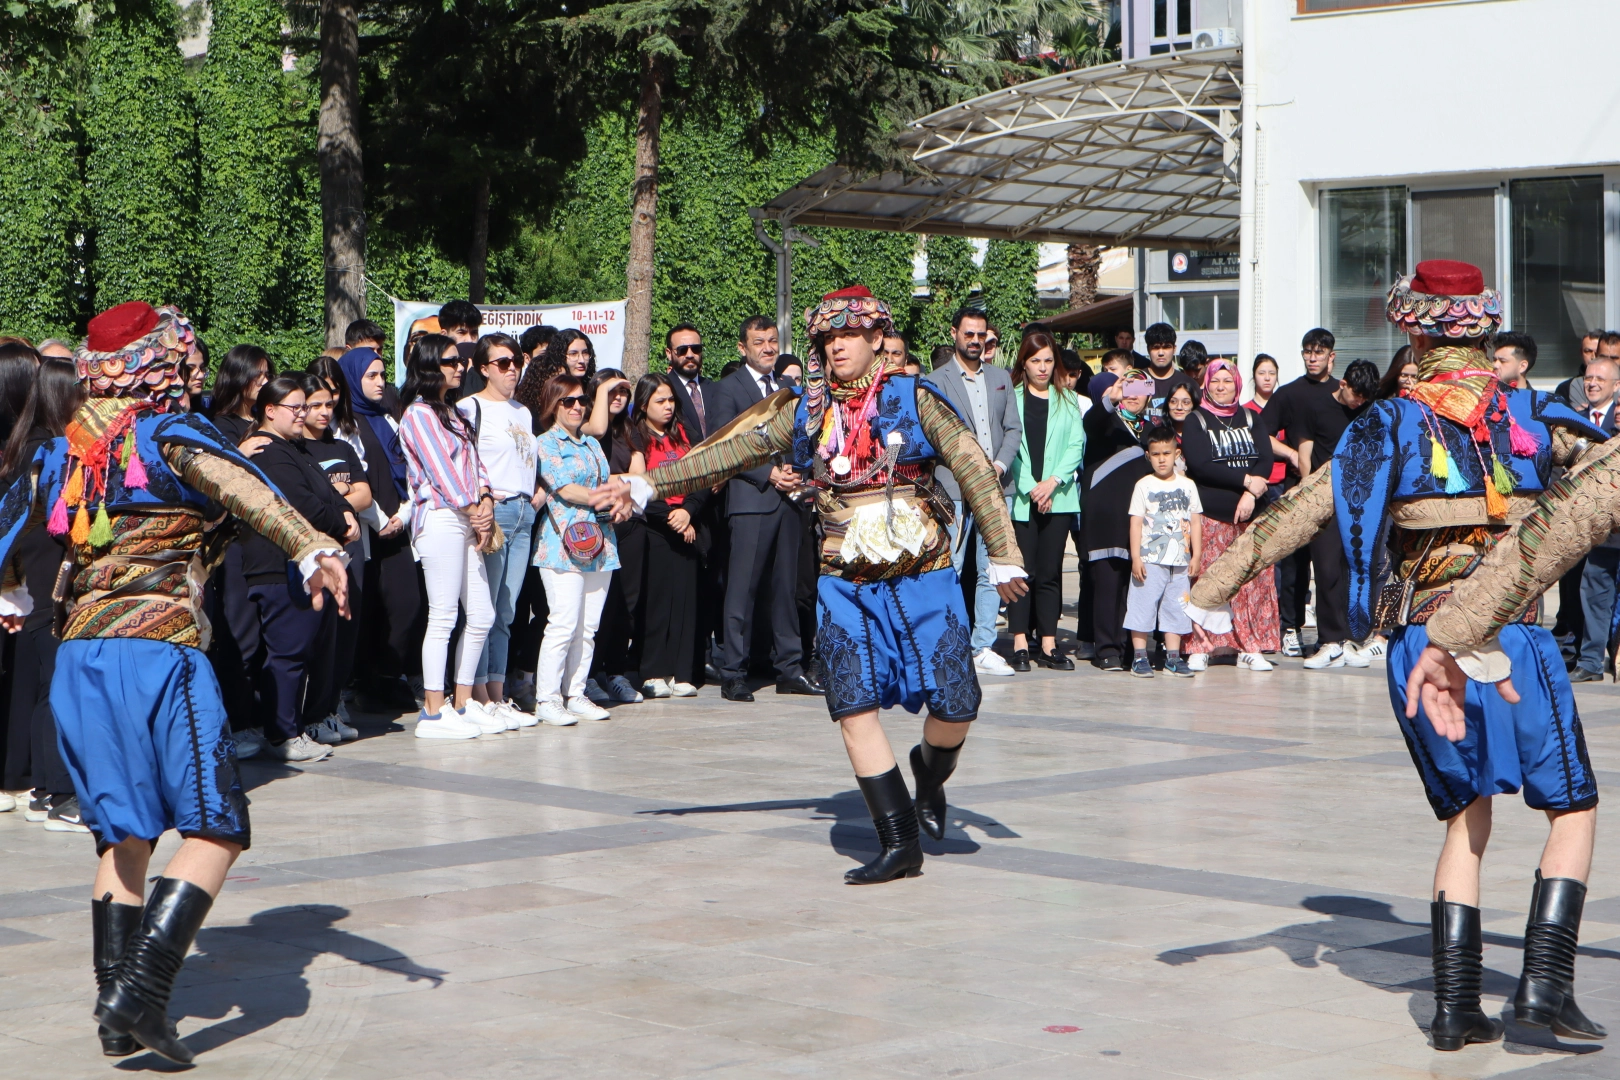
[400,406,480,508]
[917,387,1020,566]
[645,389,796,500]
[1426,437,1620,652]
[1188,464,1336,610]
[163,444,338,561]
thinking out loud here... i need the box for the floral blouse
[533,427,620,573]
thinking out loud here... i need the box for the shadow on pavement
[116,904,446,1071]
[1156,895,1616,1057]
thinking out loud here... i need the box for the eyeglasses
[672,344,703,356]
[557,395,586,409]
[270,402,309,415]
[486,357,520,372]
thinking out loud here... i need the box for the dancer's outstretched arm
[1186,463,1335,617]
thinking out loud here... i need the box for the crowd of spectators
[1,301,1613,828]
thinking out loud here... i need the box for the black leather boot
[91,894,144,1057]
[845,766,924,885]
[1430,893,1504,1051]
[94,877,214,1064]
[908,740,962,841]
[1514,871,1607,1038]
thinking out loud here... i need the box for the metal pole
[1236,7,1258,366]
[750,210,791,350]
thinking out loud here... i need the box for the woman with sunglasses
[531,373,619,726]
[456,334,541,727]
[399,334,501,739]
[232,376,358,763]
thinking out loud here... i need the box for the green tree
[980,238,1039,351]
[196,0,294,337]
[913,234,978,351]
[0,1,87,338]
[83,0,200,310]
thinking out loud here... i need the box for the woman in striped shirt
[398,334,501,740]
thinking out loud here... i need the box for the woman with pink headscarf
[1181,359,1279,671]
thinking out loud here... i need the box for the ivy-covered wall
[84,0,201,312]
[0,55,82,343]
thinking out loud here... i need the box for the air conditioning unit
[1191,27,1241,50]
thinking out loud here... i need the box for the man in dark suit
[664,323,712,439]
[1572,356,1620,681]
[707,315,821,700]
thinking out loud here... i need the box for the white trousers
[537,568,611,702]
[417,507,496,693]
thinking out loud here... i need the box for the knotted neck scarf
[1406,344,1496,429]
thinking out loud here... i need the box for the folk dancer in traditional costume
[1186,261,1608,1050]
[0,303,349,1063]
[593,287,1027,883]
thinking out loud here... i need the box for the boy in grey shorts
[1125,425,1202,678]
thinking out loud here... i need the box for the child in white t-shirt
[1125,425,1203,678]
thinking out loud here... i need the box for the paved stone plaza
[3,652,1618,1078]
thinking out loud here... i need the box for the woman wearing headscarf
[1081,369,1154,672]
[338,346,422,712]
[1181,359,1278,671]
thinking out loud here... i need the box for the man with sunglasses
[593,286,1027,887]
[664,324,712,440]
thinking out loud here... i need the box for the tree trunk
[319,0,365,348]
[1067,243,1101,311]
[468,172,491,304]
[622,49,662,378]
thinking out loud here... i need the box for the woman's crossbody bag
[541,439,609,564]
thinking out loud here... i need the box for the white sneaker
[642,678,672,699]
[461,700,509,735]
[232,729,265,760]
[1187,653,1209,672]
[535,698,580,726]
[583,678,614,706]
[1304,603,1317,629]
[1343,643,1372,668]
[604,675,645,703]
[1355,639,1387,660]
[668,681,698,697]
[1302,643,1345,670]
[333,701,359,740]
[974,648,1015,677]
[0,792,14,812]
[1281,628,1303,658]
[1238,652,1274,671]
[413,709,483,740]
[265,734,333,762]
[496,700,539,728]
[566,697,612,721]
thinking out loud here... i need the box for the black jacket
[1181,408,1273,524]
[1080,404,1150,559]
[667,373,714,442]
[239,432,353,583]
[707,366,789,516]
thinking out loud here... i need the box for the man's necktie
[688,380,705,430]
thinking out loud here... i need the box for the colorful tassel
[119,429,135,468]
[46,496,68,536]
[1507,416,1540,457]
[1484,481,1508,519]
[69,505,90,545]
[1429,438,1448,480]
[1443,453,1469,495]
[63,462,83,505]
[88,502,112,547]
[1492,457,1516,495]
[123,449,148,489]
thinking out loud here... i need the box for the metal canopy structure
[759,47,1243,251]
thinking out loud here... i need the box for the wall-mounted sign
[1169,251,1240,280]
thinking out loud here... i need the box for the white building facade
[1124,0,1620,383]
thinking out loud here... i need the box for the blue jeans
[477,496,537,682]
[949,497,1009,653]
[1577,545,1620,675]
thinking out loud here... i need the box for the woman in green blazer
[1007,331,1087,670]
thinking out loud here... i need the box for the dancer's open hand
[1405,644,1519,742]
[589,477,634,517]
[995,577,1028,603]
[307,554,350,619]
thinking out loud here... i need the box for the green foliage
[195,0,292,336]
[911,234,977,351]
[0,2,85,340]
[980,238,1039,354]
[509,107,915,376]
[83,0,200,310]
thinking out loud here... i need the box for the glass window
[1511,176,1605,380]
[1320,186,1408,366]
[1414,189,1496,281]
[1181,294,1215,331]
[1155,0,1167,36]
[1177,0,1191,35]
[1214,292,1240,330]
